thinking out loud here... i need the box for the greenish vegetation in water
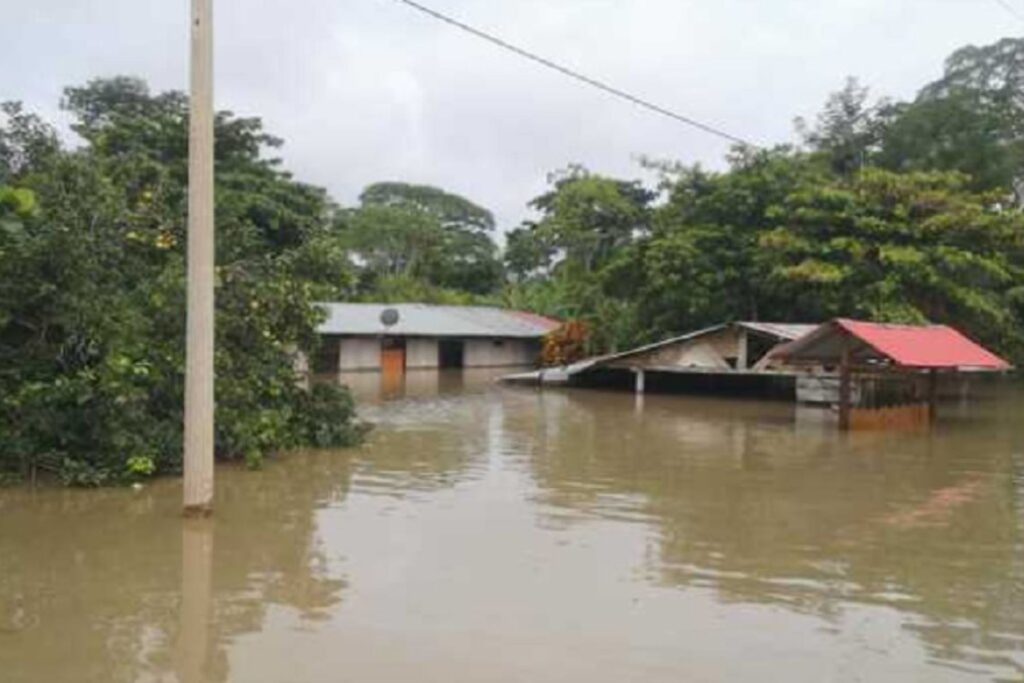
[3,36,1024,484]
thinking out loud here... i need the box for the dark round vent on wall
[380,308,400,328]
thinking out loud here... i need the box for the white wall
[338,337,380,371]
[406,338,439,369]
[334,336,539,371]
[464,339,538,367]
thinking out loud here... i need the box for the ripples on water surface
[1,370,1023,682]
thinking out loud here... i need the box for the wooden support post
[927,369,938,424]
[183,0,215,515]
[838,340,852,431]
[736,328,749,370]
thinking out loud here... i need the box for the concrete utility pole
[183,0,215,515]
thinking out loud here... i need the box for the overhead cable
[391,0,760,148]
[991,0,1024,22]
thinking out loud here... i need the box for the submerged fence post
[838,340,851,431]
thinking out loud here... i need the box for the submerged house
[313,303,560,373]
[506,321,820,398]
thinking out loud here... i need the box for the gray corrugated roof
[736,322,818,341]
[316,303,560,338]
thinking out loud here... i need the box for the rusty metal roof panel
[316,303,561,338]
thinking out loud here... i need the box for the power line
[391,0,759,148]
[991,0,1024,23]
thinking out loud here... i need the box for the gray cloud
[1,0,1013,230]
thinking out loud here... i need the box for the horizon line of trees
[2,35,1024,484]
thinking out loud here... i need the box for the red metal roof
[835,319,1011,370]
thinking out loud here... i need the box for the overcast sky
[1,0,1017,230]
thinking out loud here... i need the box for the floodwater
[2,370,1023,682]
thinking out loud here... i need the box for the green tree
[876,38,1024,202]
[759,168,1024,356]
[635,148,822,335]
[0,78,364,485]
[513,166,654,276]
[796,77,888,177]
[342,203,446,280]
[502,167,654,351]
[354,181,502,294]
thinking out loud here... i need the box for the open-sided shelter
[774,319,1011,429]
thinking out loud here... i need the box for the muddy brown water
[2,370,1023,682]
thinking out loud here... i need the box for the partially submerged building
[501,317,1012,429]
[775,319,1012,429]
[314,303,560,373]
[505,321,819,398]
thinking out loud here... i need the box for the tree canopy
[338,181,503,298]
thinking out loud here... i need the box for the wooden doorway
[380,337,406,376]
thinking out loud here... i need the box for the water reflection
[176,518,214,683]
[0,450,354,683]
[335,367,521,404]
[510,388,1024,678]
[2,380,1024,681]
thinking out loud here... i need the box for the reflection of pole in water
[633,369,645,413]
[176,517,214,683]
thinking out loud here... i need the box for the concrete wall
[333,335,539,371]
[338,337,381,371]
[406,338,439,369]
[464,338,538,367]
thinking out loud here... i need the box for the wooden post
[183,0,215,515]
[958,376,970,406]
[838,339,852,431]
[927,369,938,425]
[736,328,749,370]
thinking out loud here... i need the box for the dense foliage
[340,181,503,300]
[0,79,365,485]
